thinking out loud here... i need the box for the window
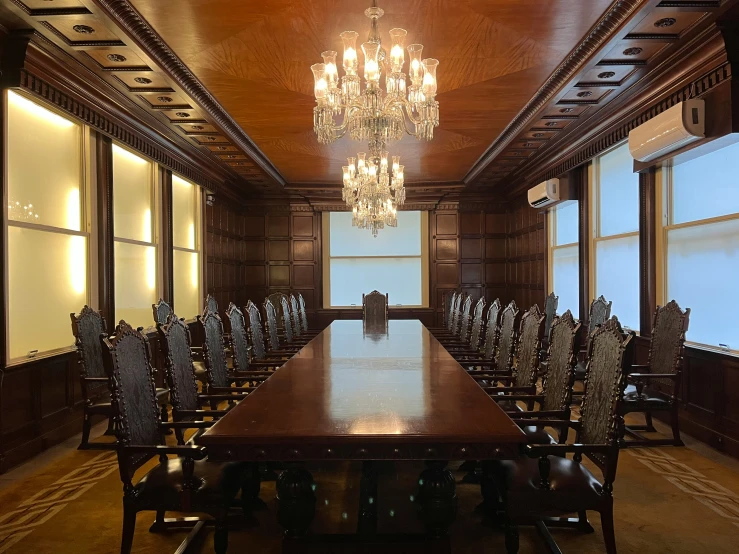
[113,144,158,328]
[592,142,640,330]
[323,211,428,308]
[661,141,739,349]
[172,175,202,319]
[5,91,89,360]
[548,201,579,316]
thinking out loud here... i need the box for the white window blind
[593,143,640,330]
[664,141,739,349]
[549,200,579,316]
[327,211,426,307]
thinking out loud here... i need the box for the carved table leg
[276,464,316,537]
[417,461,457,537]
[477,460,503,523]
[357,460,379,536]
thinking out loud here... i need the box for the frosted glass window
[666,219,739,347]
[114,242,157,328]
[595,234,639,330]
[672,141,739,225]
[113,144,153,242]
[327,211,425,307]
[554,201,578,246]
[330,258,422,307]
[7,90,82,231]
[552,245,579,315]
[174,250,200,320]
[7,227,87,359]
[330,211,421,256]
[173,175,197,250]
[598,143,639,237]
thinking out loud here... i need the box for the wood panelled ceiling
[125,0,615,184]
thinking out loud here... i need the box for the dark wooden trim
[575,166,589,325]
[91,0,285,186]
[639,167,657,336]
[96,133,115,332]
[160,167,174,307]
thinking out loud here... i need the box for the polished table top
[199,320,525,461]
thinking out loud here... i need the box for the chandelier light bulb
[321,51,339,87]
[362,42,381,83]
[389,28,407,72]
[340,31,359,75]
[422,58,439,96]
[311,63,328,100]
[407,44,424,82]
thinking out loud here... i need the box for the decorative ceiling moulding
[8,0,91,17]
[463,0,649,184]
[91,0,285,187]
[38,21,126,47]
[508,25,731,196]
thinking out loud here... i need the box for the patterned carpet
[0,428,738,554]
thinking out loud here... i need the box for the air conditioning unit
[528,178,560,208]
[628,99,705,162]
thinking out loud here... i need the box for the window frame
[3,90,94,364]
[171,173,203,318]
[589,141,640,333]
[321,211,430,309]
[547,200,579,317]
[657,157,739,354]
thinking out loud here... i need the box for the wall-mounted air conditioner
[528,178,560,208]
[628,99,705,162]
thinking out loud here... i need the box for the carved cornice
[91,0,285,186]
[464,0,648,183]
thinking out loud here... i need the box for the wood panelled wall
[506,196,547,312]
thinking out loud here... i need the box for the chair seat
[87,400,113,415]
[134,458,246,511]
[520,425,557,445]
[622,384,671,406]
[498,455,604,516]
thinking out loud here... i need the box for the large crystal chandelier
[310,0,439,235]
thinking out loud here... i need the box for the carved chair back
[443,292,457,330]
[262,298,283,351]
[204,294,219,316]
[450,293,464,335]
[513,304,545,388]
[494,300,519,372]
[101,322,162,483]
[152,298,173,327]
[298,293,310,332]
[225,303,250,373]
[482,299,502,359]
[290,294,303,335]
[541,311,580,412]
[543,292,559,342]
[198,310,230,388]
[644,300,690,393]
[362,290,389,325]
[157,314,199,413]
[587,295,612,335]
[71,306,109,395]
[267,292,288,331]
[246,300,269,360]
[458,295,473,342]
[580,316,632,476]
[468,298,486,351]
[280,296,299,344]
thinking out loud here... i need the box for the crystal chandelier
[342,151,405,237]
[310,0,439,235]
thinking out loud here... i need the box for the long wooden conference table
[199,319,526,542]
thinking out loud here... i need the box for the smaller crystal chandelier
[7,201,39,222]
[342,151,405,237]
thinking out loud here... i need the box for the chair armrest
[123,444,207,459]
[232,370,274,377]
[175,409,229,418]
[83,377,109,382]
[484,386,537,394]
[630,364,649,370]
[209,386,256,393]
[249,360,284,367]
[199,394,247,402]
[471,372,510,380]
[463,360,496,366]
[162,421,219,430]
[512,409,568,419]
[510,419,581,431]
[628,373,678,380]
[525,442,615,458]
[494,393,543,403]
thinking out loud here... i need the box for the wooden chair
[226,302,284,374]
[101,321,250,554]
[279,296,310,348]
[157,314,243,445]
[291,293,319,337]
[508,311,581,444]
[298,293,320,333]
[445,298,485,355]
[573,295,612,390]
[540,292,559,357]
[267,292,289,333]
[428,291,458,333]
[488,316,633,554]
[620,300,690,447]
[362,290,389,325]
[432,292,463,337]
[71,306,169,449]
[152,298,173,327]
[474,305,544,408]
[204,294,219,315]
[198,310,265,401]
[467,300,519,375]
[262,298,303,353]
[438,295,473,347]
[245,300,292,365]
